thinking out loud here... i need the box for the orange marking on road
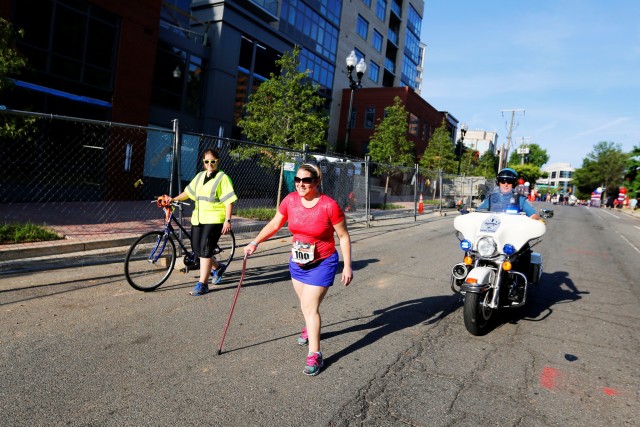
[602,387,619,396]
[540,366,560,389]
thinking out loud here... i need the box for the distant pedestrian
[244,163,353,376]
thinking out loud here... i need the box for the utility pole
[500,109,525,168]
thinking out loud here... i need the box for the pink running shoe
[297,327,308,346]
[303,352,324,376]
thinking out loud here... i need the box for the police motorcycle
[451,186,545,335]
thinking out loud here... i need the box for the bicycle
[124,198,235,292]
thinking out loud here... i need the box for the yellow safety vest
[185,171,238,225]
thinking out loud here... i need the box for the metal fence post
[413,163,418,221]
[438,169,443,216]
[171,119,185,252]
[365,155,370,228]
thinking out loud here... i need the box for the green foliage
[0,18,35,139]
[235,207,277,221]
[624,145,640,198]
[512,164,544,186]
[507,143,549,167]
[420,119,456,173]
[458,149,479,175]
[475,150,498,178]
[0,222,63,244]
[235,46,328,169]
[367,96,414,173]
[0,18,27,91]
[573,141,628,198]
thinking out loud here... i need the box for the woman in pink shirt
[244,163,353,376]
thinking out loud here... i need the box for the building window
[368,61,380,83]
[280,0,340,62]
[354,48,366,62]
[152,41,205,115]
[14,0,119,93]
[372,30,383,52]
[376,0,387,21]
[364,107,375,129]
[409,113,418,135]
[551,171,557,178]
[560,170,573,178]
[350,109,357,130]
[357,15,369,40]
[361,0,371,6]
[407,4,422,35]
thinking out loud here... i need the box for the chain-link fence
[0,108,490,254]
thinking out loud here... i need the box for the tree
[0,18,34,139]
[475,150,498,179]
[507,143,549,168]
[367,96,414,207]
[572,141,628,199]
[235,46,328,165]
[623,145,640,199]
[0,18,27,92]
[512,164,544,187]
[419,119,456,173]
[234,46,328,205]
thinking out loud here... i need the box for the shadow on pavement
[506,270,589,324]
[322,294,461,369]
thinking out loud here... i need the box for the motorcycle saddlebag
[529,252,542,284]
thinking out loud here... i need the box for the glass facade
[13,0,119,94]
[280,0,340,62]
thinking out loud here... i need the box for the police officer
[477,168,540,220]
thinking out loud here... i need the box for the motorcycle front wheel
[463,290,494,336]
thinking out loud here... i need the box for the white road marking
[601,209,620,219]
[635,226,640,231]
[618,232,640,254]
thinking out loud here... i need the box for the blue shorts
[289,251,339,287]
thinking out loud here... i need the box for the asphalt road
[1,205,639,426]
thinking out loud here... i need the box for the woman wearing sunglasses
[169,148,238,296]
[244,163,353,376]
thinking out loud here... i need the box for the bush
[0,222,63,244]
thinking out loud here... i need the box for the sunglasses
[498,179,515,184]
[294,177,316,184]
[203,159,218,165]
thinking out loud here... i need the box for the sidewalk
[0,201,447,264]
[0,201,268,263]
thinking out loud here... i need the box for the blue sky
[420,0,640,168]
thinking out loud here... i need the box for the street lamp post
[344,50,366,153]
[456,121,468,175]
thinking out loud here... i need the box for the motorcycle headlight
[477,237,497,257]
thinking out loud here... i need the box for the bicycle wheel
[124,231,176,291]
[213,230,235,265]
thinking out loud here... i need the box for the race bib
[292,241,315,264]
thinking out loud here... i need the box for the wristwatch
[225,219,232,223]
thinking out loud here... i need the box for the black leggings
[191,223,223,258]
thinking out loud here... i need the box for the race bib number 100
[292,241,315,264]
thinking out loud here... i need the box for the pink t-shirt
[278,193,345,261]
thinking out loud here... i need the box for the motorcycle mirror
[455,230,463,242]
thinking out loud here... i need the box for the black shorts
[191,223,223,258]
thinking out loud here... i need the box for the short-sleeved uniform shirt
[278,193,345,262]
